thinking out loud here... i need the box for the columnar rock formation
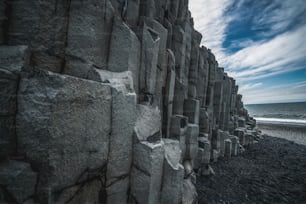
[0,1,259,203]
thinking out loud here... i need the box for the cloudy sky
[189,0,306,104]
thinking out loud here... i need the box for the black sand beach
[197,135,306,204]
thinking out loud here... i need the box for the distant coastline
[255,117,306,127]
[246,101,306,145]
[245,101,306,121]
[245,101,306,106]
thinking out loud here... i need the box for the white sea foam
[255,117,306,127]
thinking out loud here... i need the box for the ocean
[245,102,306,145]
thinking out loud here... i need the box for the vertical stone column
[188,30,202,98]
[169,115,188,160]
[108,17,141,94]
[0,0,6,44]
[163,50,176,138]
[130,141,164,204]
[0,46,29,159]
[161,139,184,204]
[197,47,209,108]
[139,24,160,104]
[139,0,156,18]
[224,139,232,158]
[139,17,168,109]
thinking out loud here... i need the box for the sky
[189,0,306,104]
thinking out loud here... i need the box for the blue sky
[189,0,306,104]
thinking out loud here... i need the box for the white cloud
[252,0,306,36]
[190,0,306,81]
[189,0,233,57]
[240,81,306,104]
[223,25,306,80]
[189,0,306,104]
[239,82,263,92]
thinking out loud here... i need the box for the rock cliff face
[0,0,259,203]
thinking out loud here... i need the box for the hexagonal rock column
[139,17,168,108]
[169,115,188,159]
[182,178,198,204]
[229,136,239,156]
[224,139,232,158]
[139,0,156,18]
[245,134,252,146]
[79,68,137,204]
[234,128,246,146]
[134,104,161,142]
[8,0,70,72]
[188,31,202,92]
[172,78,186,115]
[130,141,164,204]
[185,124,199,163]
[199,108,210,134]
[162,50,176,138]
[161,139,184,204]
[0,1,5,44]
[211,129,221,153]
[16,69,136,203]
[213,81,223,124]
[211,149,219,163]
[219,130,225,157]
[238,117,246,128]
[171,25,186,81]
[0,45,29,159]
[106,85,137,204]
[139,24,160,104]
[108,17,141,94]
[220,131,230,157]
[125,0,140,26]
[17,70,111,202]
[198,137,211,165]
[184,99,200,124]
[194,148,205,170]
[65,0,114,76]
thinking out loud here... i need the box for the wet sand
[197,135,306,204]
[257,123,306,145]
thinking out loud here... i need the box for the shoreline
[257,123,306,146]
[256,118,306,128]
[197,135,306,204]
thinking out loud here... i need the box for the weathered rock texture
[0,0,260,203]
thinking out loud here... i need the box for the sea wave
[252,114,306,119]
[255,117,306,127]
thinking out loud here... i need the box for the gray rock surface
[16,70,111,202]
[161,150,184,204]
[163,49,176,137]
[198,137,211,164]
[0,160,37,203]
[8,0,69,72]
[108,17,141,93]
[225,139,232,158]
[106,85,136,204]
[184,99,200,124]
[139,24,160,101]
[65,0,114,77]
[0,1,5,44]
[182,178,198,204]
[135,104,161,142]
[185,124,199,161]
[0,46,29,159]
[131,141,164,204]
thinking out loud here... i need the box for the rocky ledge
[0,0,260,203]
